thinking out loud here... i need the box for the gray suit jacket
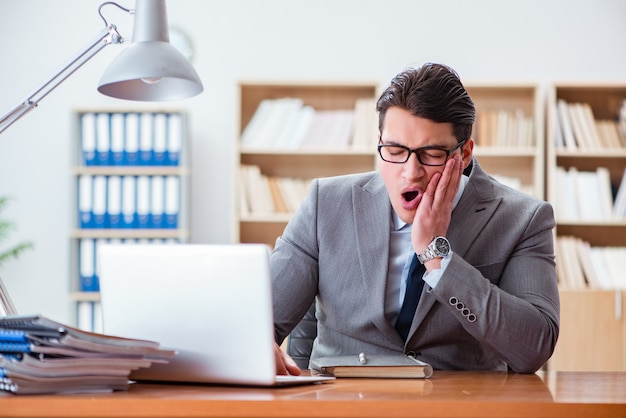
[271,159,559,373]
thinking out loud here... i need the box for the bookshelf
[464,83,545,200]
[69,110,190,331]
[546,83,626,371]
[235,82,380,247]
[234,82,547,247]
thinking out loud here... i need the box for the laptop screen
[98,243,279,386]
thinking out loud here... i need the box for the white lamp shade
[97,0,203,101]
[98,41,203,101]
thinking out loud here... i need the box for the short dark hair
[376,63,475,143]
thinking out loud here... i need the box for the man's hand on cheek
[411,155,461,252]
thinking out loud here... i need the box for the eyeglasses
[377,139,467,166]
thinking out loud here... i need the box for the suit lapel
[409,160,502,340]
[447,160,503,258]
[351,175,401,341]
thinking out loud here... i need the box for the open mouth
[403,191,419,202]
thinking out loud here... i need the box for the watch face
[434,237,450,255]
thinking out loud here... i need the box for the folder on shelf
[167,113,182,166]
[109,113,125,165]
[121,176,137,228]
[240,98,274,147]
[351,98,378,150]
[124,113,140,166]
[95,113,111,166]
[106,176,122,228]
[79,239,98,292]
[149,176,165,228]
[91,176,107,229]
[78,175,93,228]
[614,167,626,218]
[136,175,151,228]
[139,113,154,166]
[152,113,167,166]
[556,99,578,151]
[80,113,97,166]
[273,98,305,148]
[164,176,180,229]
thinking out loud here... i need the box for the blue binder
[164,176,179,228]
[78,175,93,228]
[110,113,125,165]
[149,176,165,228]
[136,175,151,228]
[106,176,122,228]
[167,113,182,166]
[153,113,167,166]
[121,176,137,228]
[95,113,111,166]
[125,113,140,166]
[139,113,154,166]
[79,238,99,292]
[81,113,97,166]
[91,176,107,229]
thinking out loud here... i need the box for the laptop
[97,243,333,387]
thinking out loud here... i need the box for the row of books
[491,174,534,197]
[474,109,535,148]
[556,236,626,290]
[79,238,180,292]
[78,175,180,229]
[239,165,312,215]
[554,166,626,221]
[238,165,533,216]
[240,97,378,150]
[554,99,626,150]
[80,112,183,166]
[0,315,173,394]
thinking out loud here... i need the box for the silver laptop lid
[98,243,278,386]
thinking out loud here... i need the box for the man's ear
[462,138,475,175]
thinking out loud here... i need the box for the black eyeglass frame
[377,138,468,166]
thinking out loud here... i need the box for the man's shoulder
[318,171,380,188]
[469,159,546,205]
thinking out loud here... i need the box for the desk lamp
[0,0,203,134]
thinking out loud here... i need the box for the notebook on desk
[97,243,333,387]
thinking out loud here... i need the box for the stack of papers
[0,315,174,394]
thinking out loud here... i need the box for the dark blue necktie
[395,253,426,341]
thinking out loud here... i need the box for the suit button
[455,302,464,310]
[461,308,470,316]
[449,297,458,305]
[467,313,477,322]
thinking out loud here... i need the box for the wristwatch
[417,236,451,264]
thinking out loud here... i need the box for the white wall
[0,0,625,324]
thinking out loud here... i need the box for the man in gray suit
[271,63,559,375]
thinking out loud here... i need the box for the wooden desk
[0,371,624,418]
